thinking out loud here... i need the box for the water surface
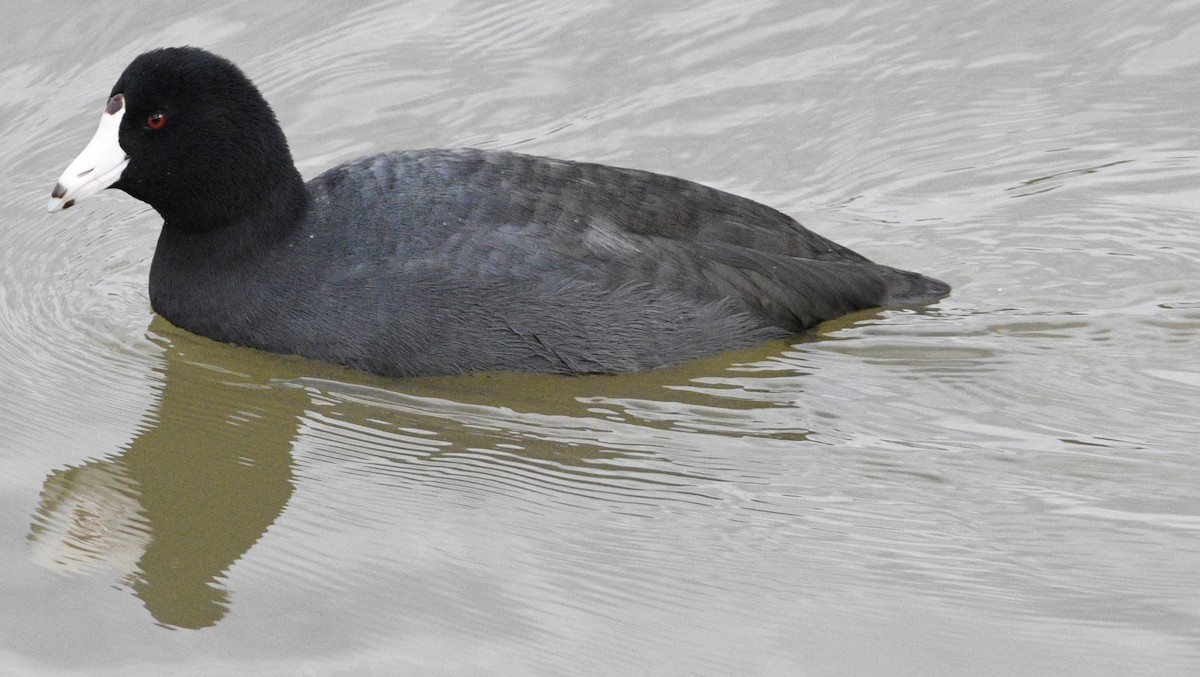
[2,1,1198,675]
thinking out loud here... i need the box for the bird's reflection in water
[29,315,816,629]
[30,322,301,629]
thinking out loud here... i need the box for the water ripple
[4,1,1200,674]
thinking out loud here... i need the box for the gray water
[2,1,1198,675]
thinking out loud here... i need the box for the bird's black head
[51,47,303,232]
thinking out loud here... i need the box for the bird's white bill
[48,94,129,212]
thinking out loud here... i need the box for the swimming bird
[48,47,949,377]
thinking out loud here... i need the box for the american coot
[48,47,949,377]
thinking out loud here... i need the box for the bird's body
[50,47,949,376]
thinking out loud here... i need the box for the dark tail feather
[689,243,949,330]
[877,266,951,306]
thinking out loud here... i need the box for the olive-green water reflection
[29,316,815,629]
[29,328,302,629]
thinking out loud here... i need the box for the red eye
[146,112,166,130]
